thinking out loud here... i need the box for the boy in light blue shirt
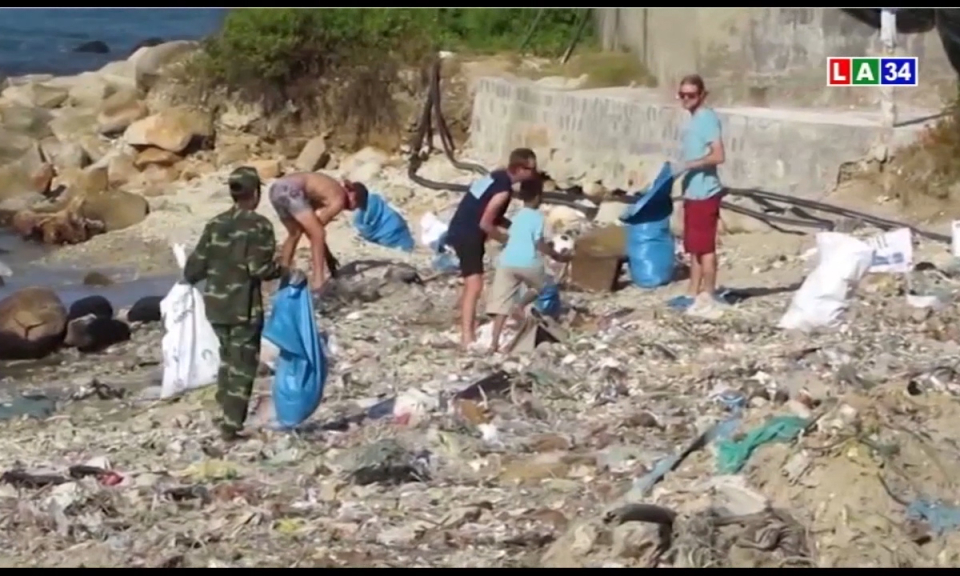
[485,179,568,352]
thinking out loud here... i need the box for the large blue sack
[263,281,327,429]
[620,162,676,288]
[353,192,415,252]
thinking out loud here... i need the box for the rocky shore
[3,45,960,568]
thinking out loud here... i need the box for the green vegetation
[198,8,593,88]
[433,9,593,56]
[190,9,594,141]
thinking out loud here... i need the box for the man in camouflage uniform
[183,166,301,440]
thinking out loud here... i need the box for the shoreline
[0,8,224,78]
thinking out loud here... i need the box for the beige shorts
[486,266,547,316]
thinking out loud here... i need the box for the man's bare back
[282,172,348,225]
[267,172,368,290]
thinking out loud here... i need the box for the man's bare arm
[313,185,347,226]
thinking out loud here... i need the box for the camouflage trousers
[211,323,262,434]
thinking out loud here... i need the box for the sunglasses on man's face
[678,91,700,100]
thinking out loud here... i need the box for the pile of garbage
[1,223,960,567]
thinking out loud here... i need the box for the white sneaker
[685,292,727,320]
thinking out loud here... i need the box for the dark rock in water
[128,295,162,323]
[74,40,110,54]
[68,295,114,321]
[82,271,113,287]
[66,314,131,353]
[130,37,165,54]
[0,287,67,360]
[0,276,4,287]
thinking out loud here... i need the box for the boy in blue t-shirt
[485,179,569,353]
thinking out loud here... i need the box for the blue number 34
[883,61,913,83]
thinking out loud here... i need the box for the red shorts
[683,193,723,255]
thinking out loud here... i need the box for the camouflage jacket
[183,206,284,326]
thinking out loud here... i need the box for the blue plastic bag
[263,281,327,429]
[430,231,460,273]
[353,192,415,252]
[620,162,676,288]
[534,280,562,318]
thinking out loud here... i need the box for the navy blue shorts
[448,234,485,277]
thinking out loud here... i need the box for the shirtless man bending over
[268,172,368,290]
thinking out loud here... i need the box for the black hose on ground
[729,187,951,244]
[406,60,949,243]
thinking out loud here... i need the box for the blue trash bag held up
[534,280,562,318]
[620,162,676,288]
[352,192,415,252]
[263,281,327,429]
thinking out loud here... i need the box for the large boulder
[67,72,117,109]
[96,88,148,135]
[295,136,331,172]
[11,208,103,245]
[248,158,282,180]
[68,295,114,321]
[48,108,97,144]
[58,164,109,198]
[0,105,53,139]
[65,314,131,353]
[0,126,37,165]
[81,189,150,232]
[76,134,110,163]
[1,82,68,109]
[0,287,68,359]
[133,146,180,169]
[39,136,90,172]
[340,146,388,182]
[107,153,139,187]
[127,295,162,323]
[124,106,213,153]
[97,60,137,91]
[0,191,44,220]
[0,143,53,202]
[130,40,199,91]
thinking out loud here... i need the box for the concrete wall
[468,77,928,199]
[594,8,957,109]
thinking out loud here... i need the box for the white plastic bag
[778,232,875,332]
[419,212,448,248]
[160,243,220,399]
[866,227,912,274]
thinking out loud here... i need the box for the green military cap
[228,166,261,194]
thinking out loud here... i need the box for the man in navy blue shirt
[445,148,538,350]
